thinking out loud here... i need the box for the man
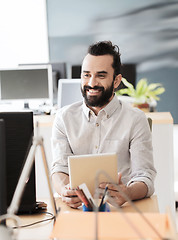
[51,41,156,208]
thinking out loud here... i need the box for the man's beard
[81,81,114,107]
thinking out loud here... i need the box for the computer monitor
[0,112,36,214]
[51,62,67,104]
[0,65,53,110]
[71,65,81,79]
[0,119,7,216]
[117,63,136,91]
[57,79,83,108]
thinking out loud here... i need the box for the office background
[0,0,178,122]
[0,0,177,223]
[47,0,178,122]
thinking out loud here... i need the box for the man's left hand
[99,173,130,206]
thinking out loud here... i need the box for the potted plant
[116,78,165,112]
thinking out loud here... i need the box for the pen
[99,185,108,208]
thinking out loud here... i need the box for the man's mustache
[84,86,104,91]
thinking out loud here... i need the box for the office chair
[147,117,152,131]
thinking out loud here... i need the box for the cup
[82,202,110,212]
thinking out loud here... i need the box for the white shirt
[51,95,156,197]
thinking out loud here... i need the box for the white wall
[174,125,178,200]
[152,123,175,214]
[0,0,49,68]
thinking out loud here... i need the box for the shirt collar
[82,101,91,121]
[101,95,121,118]
[82,95,121,121]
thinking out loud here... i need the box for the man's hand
[61,184,82,209]
[52,172,82,209]
[99,173,148,206]
[99,173,128,206]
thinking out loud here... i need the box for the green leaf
[135,79,148,97]
[121,78,135,90]
[116,77,165,102]
[147,83,162,91]
[118,88,135,97]
[151,87,165,96]
[118,89,130,95]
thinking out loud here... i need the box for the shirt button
[96,123,99,127]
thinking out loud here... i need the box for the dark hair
[88,41,121,76]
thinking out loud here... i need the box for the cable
[12,212,55,229]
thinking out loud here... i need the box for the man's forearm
[52,172,69,195]
[127,181,148,201]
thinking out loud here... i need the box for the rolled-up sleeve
[128,111,157,197]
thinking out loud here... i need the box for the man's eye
[83,74,90,78]
[97,74,105,78]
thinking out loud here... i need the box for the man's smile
[84,85,104,96]
[87,88,102,95]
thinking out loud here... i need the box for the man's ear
[114,74,122,89]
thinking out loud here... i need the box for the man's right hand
[52,172,82,208]
[61,184,82,209]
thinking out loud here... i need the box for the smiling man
[81,53,121,113]
[51,41,156,208]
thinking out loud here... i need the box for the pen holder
[82,202,110,212]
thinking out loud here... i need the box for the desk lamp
[0,123,57,240]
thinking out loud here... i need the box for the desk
[13,196,159,240]
[56,195,159,213]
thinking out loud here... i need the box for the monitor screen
[0,65,53,108]
[57,79,83,108]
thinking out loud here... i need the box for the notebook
[68,153,118,196]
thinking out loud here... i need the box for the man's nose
[88,76,98,88]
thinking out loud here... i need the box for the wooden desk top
[56,195,159,213]
[145,112,173,124]
[12,196,159,240]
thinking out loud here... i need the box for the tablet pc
[68,153,118,196]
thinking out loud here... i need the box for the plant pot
[133,103,150,112]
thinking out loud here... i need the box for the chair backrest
[147,117,152,131]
